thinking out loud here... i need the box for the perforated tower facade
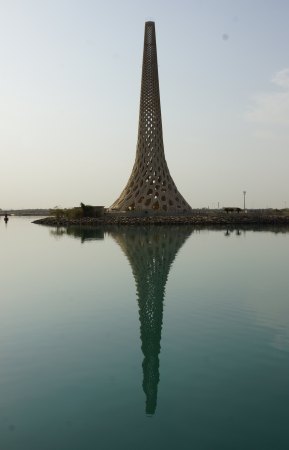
[110,21,191,214]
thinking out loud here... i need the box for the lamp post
[243,191,246,211]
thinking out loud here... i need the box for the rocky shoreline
[33,211,289,228]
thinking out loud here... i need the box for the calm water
[1,217,289,450]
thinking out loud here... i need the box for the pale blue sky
[1,0,289,209]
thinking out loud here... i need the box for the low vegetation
[50,203,103,219]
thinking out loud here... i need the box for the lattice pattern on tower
[110,22,192,214]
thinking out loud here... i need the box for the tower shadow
[109,225,193,414]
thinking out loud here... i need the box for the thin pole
[243,191,246,210]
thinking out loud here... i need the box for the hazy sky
[1,0,289,209]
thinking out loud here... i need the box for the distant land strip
[1,209,50,216]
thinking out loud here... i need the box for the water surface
[1,218,289,449]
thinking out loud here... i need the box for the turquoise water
[1,217,289,449]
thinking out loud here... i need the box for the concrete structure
[110,225,192,414]
[110,22,191,214]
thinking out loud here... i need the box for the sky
[1,0,289,209]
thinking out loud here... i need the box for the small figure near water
[4,214,9,223]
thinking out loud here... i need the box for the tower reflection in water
[50,224,192,415]
[110,226,192,415]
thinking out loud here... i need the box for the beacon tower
[110,22,191,214]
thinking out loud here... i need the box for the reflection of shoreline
[34,211,289,229]
[47,224,289,242]
[50,226,105,243]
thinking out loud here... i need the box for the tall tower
[110,22,191,214]
[110,225,192,414]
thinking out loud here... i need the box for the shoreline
[33,212,289,228]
